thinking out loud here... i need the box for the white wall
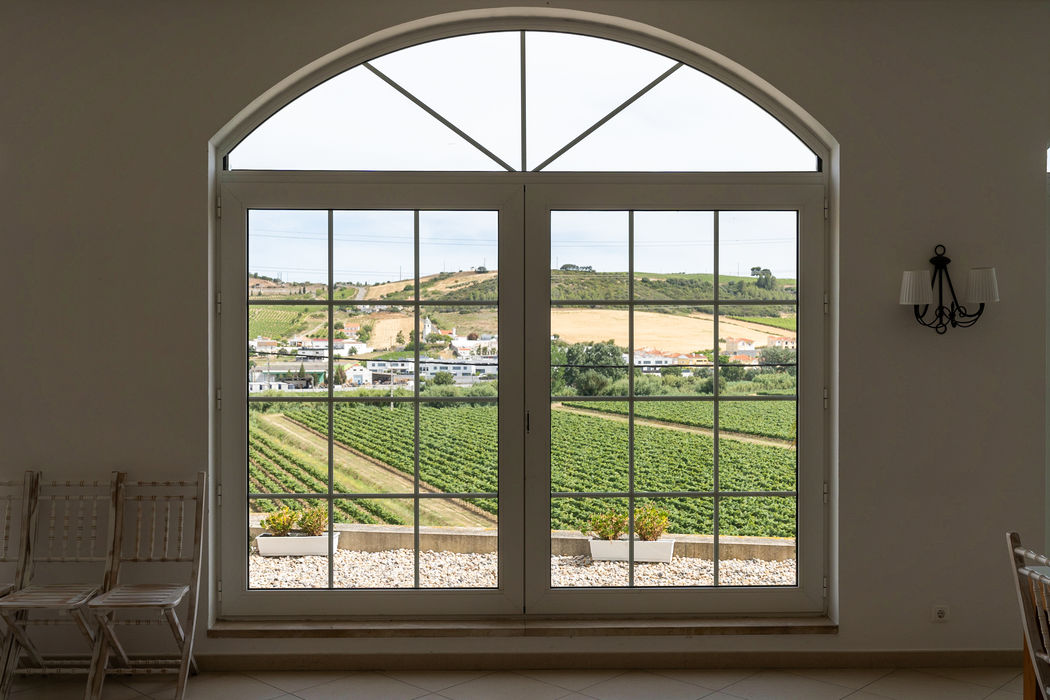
[2,0,1048,658]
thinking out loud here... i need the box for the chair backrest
[0,471,38,587]
[1008,531,1050,697]
[111,473,207,587]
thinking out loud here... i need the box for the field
[248,307,316,340]
[728,315,797,332]
[249,399,796,538]
[561,400,795,441]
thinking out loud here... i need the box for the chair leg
[0,614,43,669]
[84,621,109,700]
[0,631,20,700]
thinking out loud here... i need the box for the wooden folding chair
[0,471,38,699]
[85,472,206,700]
[0,473,120,698]
[1008,531,1050,699]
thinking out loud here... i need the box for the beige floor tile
[915,666,1022,689]
[860,669,991,700]
[580,671,711,700]
[515,669,624,691]
[382,670,491,692]
[984,690,1023,700]
[131,672,288,700]
[11,678,144,700]
[295,672,431,700]
[1000,673,1024,693]
[786,667,892,690]
[439,671,575,700]
[651,668,757,690]
[245,670,354,693]
[721,669,854,700]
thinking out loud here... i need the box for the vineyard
[727,315,797,332]
[248,306,314,340]
[249,402,796,538]
[560,400,796,441]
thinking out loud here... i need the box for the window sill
[208,616,837,638]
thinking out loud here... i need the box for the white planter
[255,531,339,556]
[588,538,675,563]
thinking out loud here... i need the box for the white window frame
[212,18,833,620]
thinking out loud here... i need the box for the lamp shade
[900,270,933,305]
[965,267,999,303]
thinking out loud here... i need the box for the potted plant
[255,505,338,556]
[582,505,675,563]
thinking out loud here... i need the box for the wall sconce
[899,244,998,333]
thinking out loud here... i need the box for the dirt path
[260,413,497,527]
[551,403,795,450]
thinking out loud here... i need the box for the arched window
[217,25,830,620]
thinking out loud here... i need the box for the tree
[659,366,683,377]
[396,330,406,345]
[333,365,347,386]
[561,341,625,393]
[357,322,373,343]
[296,362,307,379]
[750,266,776,290]
[467,332,479,340]
[432,371,454,385]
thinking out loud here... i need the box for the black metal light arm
[912,245,986,334]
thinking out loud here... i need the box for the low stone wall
[248,518,795,562]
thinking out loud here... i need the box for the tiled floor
[10,666,1025,700]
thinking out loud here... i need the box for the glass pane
[248,210,328,300]
[632,368,716,397]
[634,402,714,492]
[550,407,629,493]
[719,400,796,443]
[525,32,675,170]
[718,496,797,586]
[336,305,414,362]
[719,423,797,493]
[373,32,520,169]
[718,211,797,300]
[634,497,714,587]
[633,211,715,299]
[551,305,629,355]
[634,305,714,362]
[419,305,498,397]
[330,402,415,495]
[420,497,498,589]
[248,311,328,398]
[249,498,331,589]
[546,66,818,171]
[419,401,498,498]
[419,211,498,301]
[718,304,796,396]
[333,497,414,589]
[551,497,629,588]
[333,210,414,297]
[228,65,501,171]
[551,211,628,300]
[249,403,330,495]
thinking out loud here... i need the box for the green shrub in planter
[297,506,328,536]
[261,507,296,537]
[634,504,670,541]
[583,510,629,540]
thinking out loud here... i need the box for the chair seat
[0,583,12,597]
[88,583,189,609]
[0,583,98,609]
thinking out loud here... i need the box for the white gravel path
[249,550,795,588]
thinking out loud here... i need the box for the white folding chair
[0,471,38,699]
[85,472,206,700]
[1008,531,1050,699]
[0,473,120,698]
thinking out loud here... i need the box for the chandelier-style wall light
[899,244,999,333]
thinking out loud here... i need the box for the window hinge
[823,198,829,220]
[823,387,829,410]
[525,410,531,434]
[215,291,222,316]
[216,388,222,411]
[823,292,829,315]
[216,195,222,219]
[216,484,222,508]
[217,579,222,602]
[823,576,829,598]
[823,482,829,504]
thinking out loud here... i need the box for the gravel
[249,550,795,588]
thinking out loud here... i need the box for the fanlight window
[228,31,818,172]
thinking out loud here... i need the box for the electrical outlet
[932,604,950,622]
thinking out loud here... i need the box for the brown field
[368,312,415,350]
[363,271,498,301]
[551,309,795,354]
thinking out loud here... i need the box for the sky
[239,31,808,285]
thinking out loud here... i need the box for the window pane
[634,497,713,587]
[330,402,415,495]
[228,65,502,171]
[372,32,520,169]
[420,211,499,301]
[551,211,628,300]
[718,496,796,586]
[546,66,818,171]
[718,304,796,396]
[551,497,630,588]
[719,416,797,492]
[718,211,797,300]
[418,305,498,398]
[333,210,414,296]
[419,497,498,589]
[333,497,414,589]
[525,32,675,170]
[419,401,498,498]
[248,210,328,300]
[633,211,715,299]
[634,305,714,363]
[550,407,629,493]
[249,402,330,495]
[249,498,331,589]
[248,305,329,397]
[719,400,796,443]
[634,402,714,492]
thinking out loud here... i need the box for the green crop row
[561,400,795,441]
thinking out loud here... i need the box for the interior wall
[2,0,1048,657]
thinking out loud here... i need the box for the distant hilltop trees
[559,263,595,272]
